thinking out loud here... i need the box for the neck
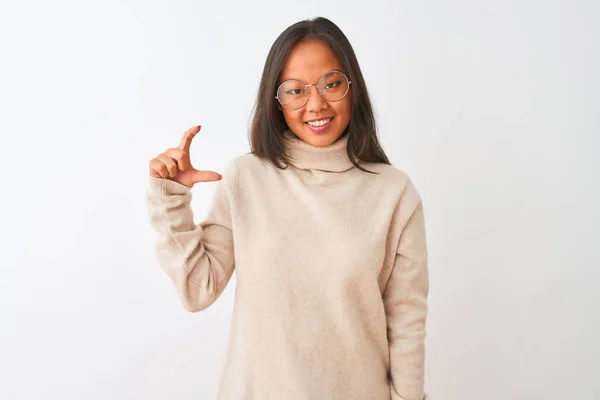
[284,130,355,172]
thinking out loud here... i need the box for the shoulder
[229,153,266,169]
[361,162,423,211]
[361,162,420,196]
[362,162,410,182]
[226,153,275,178]
[222,153,277,186]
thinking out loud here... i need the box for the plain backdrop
[1,0,599,399]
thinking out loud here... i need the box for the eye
[285,89,304,96]
[323,80,342,90]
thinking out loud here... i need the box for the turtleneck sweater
[146,131,430,400]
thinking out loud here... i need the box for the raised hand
[149,126,222,187]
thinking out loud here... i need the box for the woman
[147,17,430,400]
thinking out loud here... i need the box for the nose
[305,85,328,113]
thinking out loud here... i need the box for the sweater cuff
[149,176,192,195]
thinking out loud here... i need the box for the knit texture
[146,132,430,400]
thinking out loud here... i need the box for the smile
[305,117,333,127]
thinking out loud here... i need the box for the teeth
[306,118,332,127]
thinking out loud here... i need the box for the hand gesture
[149,126,222,187]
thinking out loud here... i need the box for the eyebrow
[279,69,346,84]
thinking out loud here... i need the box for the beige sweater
[146,132,430,400]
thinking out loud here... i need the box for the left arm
[384,195,430,400]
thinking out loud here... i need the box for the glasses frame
[275,70,352,111]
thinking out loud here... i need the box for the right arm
[146,125,237,312]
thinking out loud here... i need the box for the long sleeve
[146,161,238,312]
[383,189,430,400]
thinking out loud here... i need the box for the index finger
[179,125,201,152]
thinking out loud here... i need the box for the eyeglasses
[275,70,352,110]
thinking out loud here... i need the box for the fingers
[165,148,190,171]
[191,170,222,184]
[156,154,178,178]
[149,158,170,178]
[179,125,201,152]
[149,125,215,185]
[149,148,190,177]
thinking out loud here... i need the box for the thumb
[190,169,222,184]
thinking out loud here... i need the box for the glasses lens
[277,80,306,110]
[318,71,349,102]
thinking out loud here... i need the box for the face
[278,39,352,147]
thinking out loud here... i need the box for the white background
[1,0,599,399]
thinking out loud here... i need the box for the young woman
[147,17,430,400]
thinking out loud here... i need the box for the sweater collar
[284,130,355,172]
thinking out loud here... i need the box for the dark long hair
[249,17,390,173]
